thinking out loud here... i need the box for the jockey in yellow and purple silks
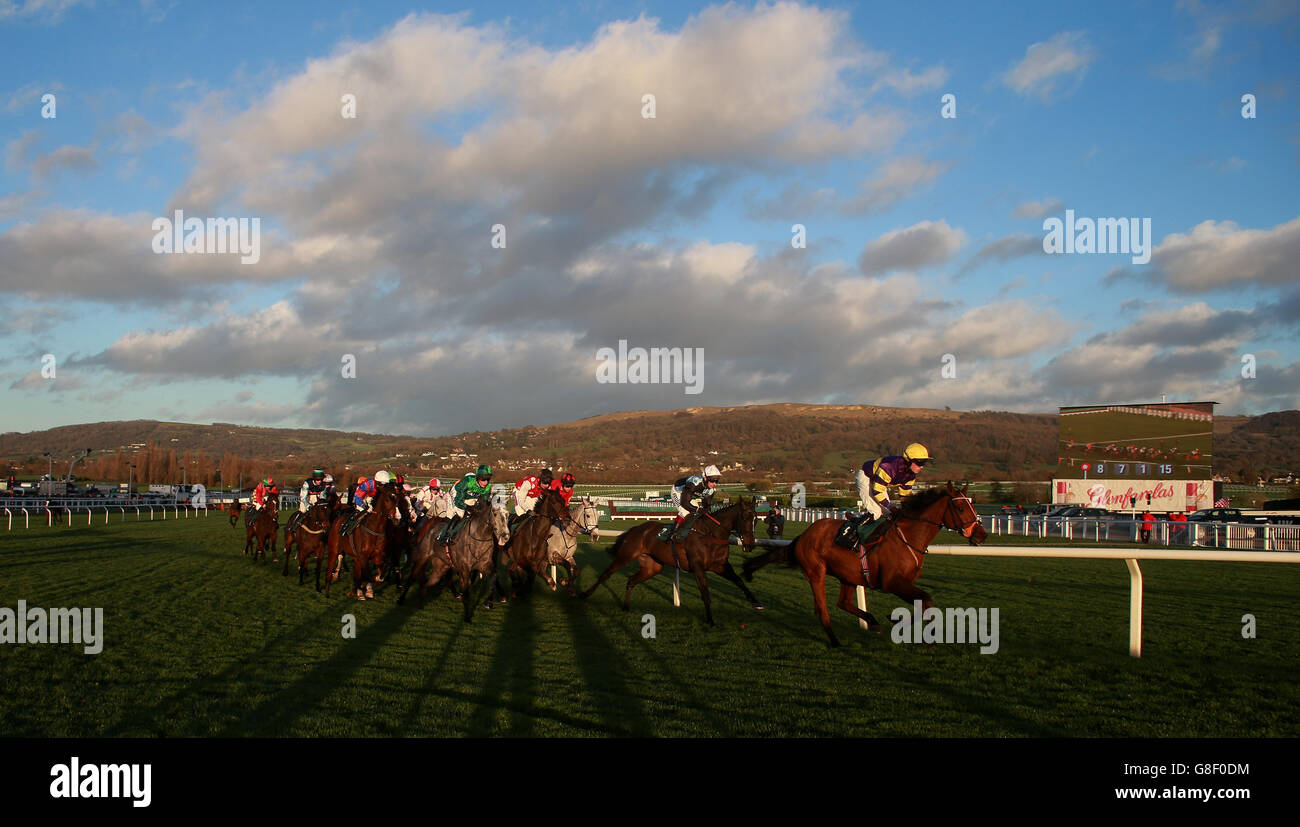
[854,443,931,541]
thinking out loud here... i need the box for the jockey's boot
[858,546,872,587]
[658,517,683,542]
[441,517,462,543]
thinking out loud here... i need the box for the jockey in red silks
[253,477,275,511]
[413,478,451,519]
[513,468,555,516]
[548,472,576,506]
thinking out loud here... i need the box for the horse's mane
[893,487,949,518]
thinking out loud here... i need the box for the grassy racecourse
[0,512,1297,737]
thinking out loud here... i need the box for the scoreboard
[1058,402,1214,482]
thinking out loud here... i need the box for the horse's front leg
[835,583,881,632]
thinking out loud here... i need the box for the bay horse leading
[742,482,987,647]
[580,498,763,626]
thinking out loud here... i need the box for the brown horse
[397,498,510,621]
[227,501,243,528]
[579,498,762,626]
[741,482,987,647]
[243,497,279,563]
[500,489,569,598]
[283,492,339,587]
[324,483,408,601]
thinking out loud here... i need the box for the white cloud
[1002,31,1095,101]
[1150,216,1300,292]
[858,220,966,276]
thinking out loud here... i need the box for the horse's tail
[606,529,632,557]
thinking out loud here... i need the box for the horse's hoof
[752,604,765,611]
[868,624,882,634]
[482,602,493,610]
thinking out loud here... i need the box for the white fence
[986,515,1300,551]
[3,503,209,529]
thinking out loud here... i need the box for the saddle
[340,508,368,537]
[657,512,699,543]
[833,513,891,551]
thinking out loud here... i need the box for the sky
[1,0,1298,438]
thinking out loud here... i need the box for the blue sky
[1,0,1298,437]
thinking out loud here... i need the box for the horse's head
[372,482,402,523]
[944,481,988,546]
[579,496,599,531]
[537,488,567,520]
[736,496,757,552]
[490,504,511,545]
[712,497,756,551]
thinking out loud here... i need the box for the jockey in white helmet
[662,464,721,541]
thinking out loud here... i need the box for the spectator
[1140,510,1155,544]
[1170,510,1189,545]
[765,504,786,539]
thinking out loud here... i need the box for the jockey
[322,473,336,501]
[663,465,720,540]
[551,472,576,506]
[855,443,930,542]
[452,465,493,519]
[353,470,390,511]
[253,477,275,512]
[413,478,450,519]
[442,465,493,543]
[513,468,554,516]
[298,469,329,514]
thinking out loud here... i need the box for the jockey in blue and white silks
[663,464,721,540]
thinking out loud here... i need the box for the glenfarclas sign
[1053,479,1213,511]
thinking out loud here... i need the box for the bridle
[889,491,982,565]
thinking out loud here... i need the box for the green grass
[1,514,1296,737]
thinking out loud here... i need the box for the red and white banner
[1053,478,1212,511]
